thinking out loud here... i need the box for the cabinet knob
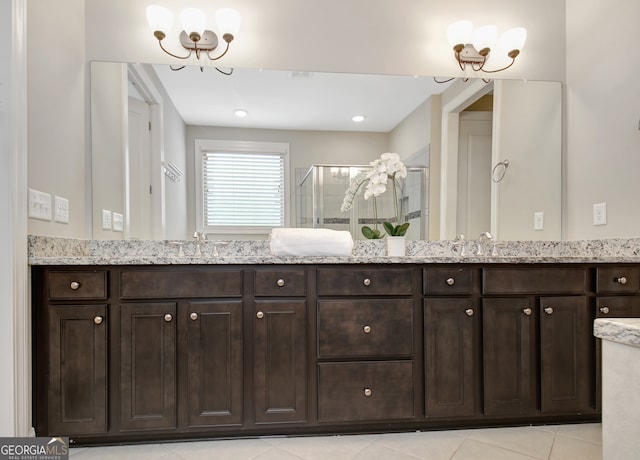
[363,388,372,397]
[256,311,264,319]
[544,307,554,315]
[363,325,372,334]
[93,316,103,325]
[446,277,455,286]
[600,306,610,314]
[363,278,371,286]
[276,278,285,287]
[465,308,474,317]
[616,276,628,285]
[70,281,80,290]
[164,313,173,322]
[523,308,532,316]
[190,312,198,321]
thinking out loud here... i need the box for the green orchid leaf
[382,221,395,236]
[361,226,383,239]
[395,222,410,236]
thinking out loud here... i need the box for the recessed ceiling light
[352,115,366,123]
[234,109,248,118]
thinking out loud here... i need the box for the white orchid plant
[341,152,410,239]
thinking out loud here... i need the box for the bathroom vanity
[29,237,640,445]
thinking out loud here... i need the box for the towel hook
[492,159,509,183]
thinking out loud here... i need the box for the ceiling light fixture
[146,5,241,66]
[234,109,248,118]
[352,115,366,123]
[446,20,527,73]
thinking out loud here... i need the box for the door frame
[440,79,493,240]
[127,64,166,240]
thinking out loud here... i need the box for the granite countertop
[27,235,640,266]
[594,318,640,348]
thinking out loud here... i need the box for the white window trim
[195,139,290,235]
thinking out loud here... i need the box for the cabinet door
[47,305,107,435]
[424,299,479,417]
[483,297,536,416]
[184,300,243,427]
[254,300,307,424]
[120,302,177,431]
[540,296,592,413]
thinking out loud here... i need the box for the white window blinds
[202,151,285,228]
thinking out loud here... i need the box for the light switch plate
[28,188,52,221]
[54,196,69,223]
[593,202,607,226]
[112,212,124,232]
[101,209,112,230]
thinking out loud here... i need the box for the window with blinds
[195,140,290,234]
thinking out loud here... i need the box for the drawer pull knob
[276,278,285,287]
[465,308,474,317]
[190,312,198,321]
[363,325,372,334]
[617,276,628,285]
[164,313,173,322]
[93,316,103,325]
[544,307,554,315]
[523,308,532,316]
[363,278,371,286]
[70,281,81,290]
[364,388,372,397]
[256,311,264,319]
[600,306,610,314]
[446,277,455,286]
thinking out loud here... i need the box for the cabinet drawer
[317,267,413,296]
[317,362,414,422]
[596,296,640,317]
[317,300,413,358]
[596,267,640,294]
[483,268,588,294]
[120,268,242,299]
[424,268,473,295]
[47,270,107,300]
[255,268,306,296]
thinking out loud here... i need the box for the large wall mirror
[90,61,561,242]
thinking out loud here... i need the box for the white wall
[27,0,87,238]
[565,0,640,239]
[84,0,565,82]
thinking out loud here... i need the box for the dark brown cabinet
[253,300,307,424]
[33,262,615,445]
[483,297,536,416]
[119,302,177,432]
[46,304,108,435]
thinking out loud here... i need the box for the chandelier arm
[454,52,466,71]
[158,40,192,60]
[481,57,517,74]
[206,41,231,61]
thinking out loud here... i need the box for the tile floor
[69,423,602,460]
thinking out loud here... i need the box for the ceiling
[151,65,452,133]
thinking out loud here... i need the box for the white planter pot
[386,236,406,257]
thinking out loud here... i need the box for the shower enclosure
[296,164,429,240]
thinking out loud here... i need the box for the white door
[456,111,493,238]
[127,97,152,239]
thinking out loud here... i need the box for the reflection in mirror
[90,62,561,242]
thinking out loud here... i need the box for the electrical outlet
[534,211,544,230]
[54,196,69,223]
[28,188,52,221]
[593,202,607,226]
[112,212,124,232]
[101,209,112,230]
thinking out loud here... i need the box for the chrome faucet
[193,231,207,257]
[476,232,493,256]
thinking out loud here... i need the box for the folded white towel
[269,228,354,257]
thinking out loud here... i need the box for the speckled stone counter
[595,318,640,460]
[27,235,640,265]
